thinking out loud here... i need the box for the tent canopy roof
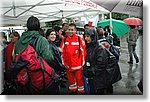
[0,0,109,26]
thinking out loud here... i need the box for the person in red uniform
[60,23,86,94]
[4,31,20,71]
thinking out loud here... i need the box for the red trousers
[66,68,85,93]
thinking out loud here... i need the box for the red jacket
[60,33,86,70]
[5,42,14,70]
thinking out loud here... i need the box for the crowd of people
[0,16,140,95]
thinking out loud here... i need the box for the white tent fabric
[81,15,99,27]
[0,0,109,26]
[91,0,143,17]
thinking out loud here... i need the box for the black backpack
[83,44,122,85]
[98,38,120,61]
[96,44,122,84]
[104,48,122,84]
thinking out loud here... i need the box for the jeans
[128,43,139,62]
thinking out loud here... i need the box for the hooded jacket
[5,42,14,70]
[14,31,54,66]
[83,28,110,90]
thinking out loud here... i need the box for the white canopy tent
[0,0,109,26]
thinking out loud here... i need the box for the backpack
[83,44,122,85]
[98,40,121,84]
[105,48,122,84]
[6,37,58,94]
[98,38,120,60]
[109,44,120,60]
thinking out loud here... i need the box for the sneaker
[128,61,133,64]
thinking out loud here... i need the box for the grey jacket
[127,28,139,45]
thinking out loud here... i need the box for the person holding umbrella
[127,25,139,64]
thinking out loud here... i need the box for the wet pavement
[113,34,143,95]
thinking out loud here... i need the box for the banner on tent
[81,15,99,27]
[63,0,97,8]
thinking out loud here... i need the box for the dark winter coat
[83,42,110,90]
[83,28,121,91]
[83,28,109,90]
[48,41,66,72]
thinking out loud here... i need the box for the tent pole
[109,12,112,34]
[12,1,16,17]
[109,11,113,44]
[16,0,45,18]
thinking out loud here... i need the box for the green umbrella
[97,19,129,37]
